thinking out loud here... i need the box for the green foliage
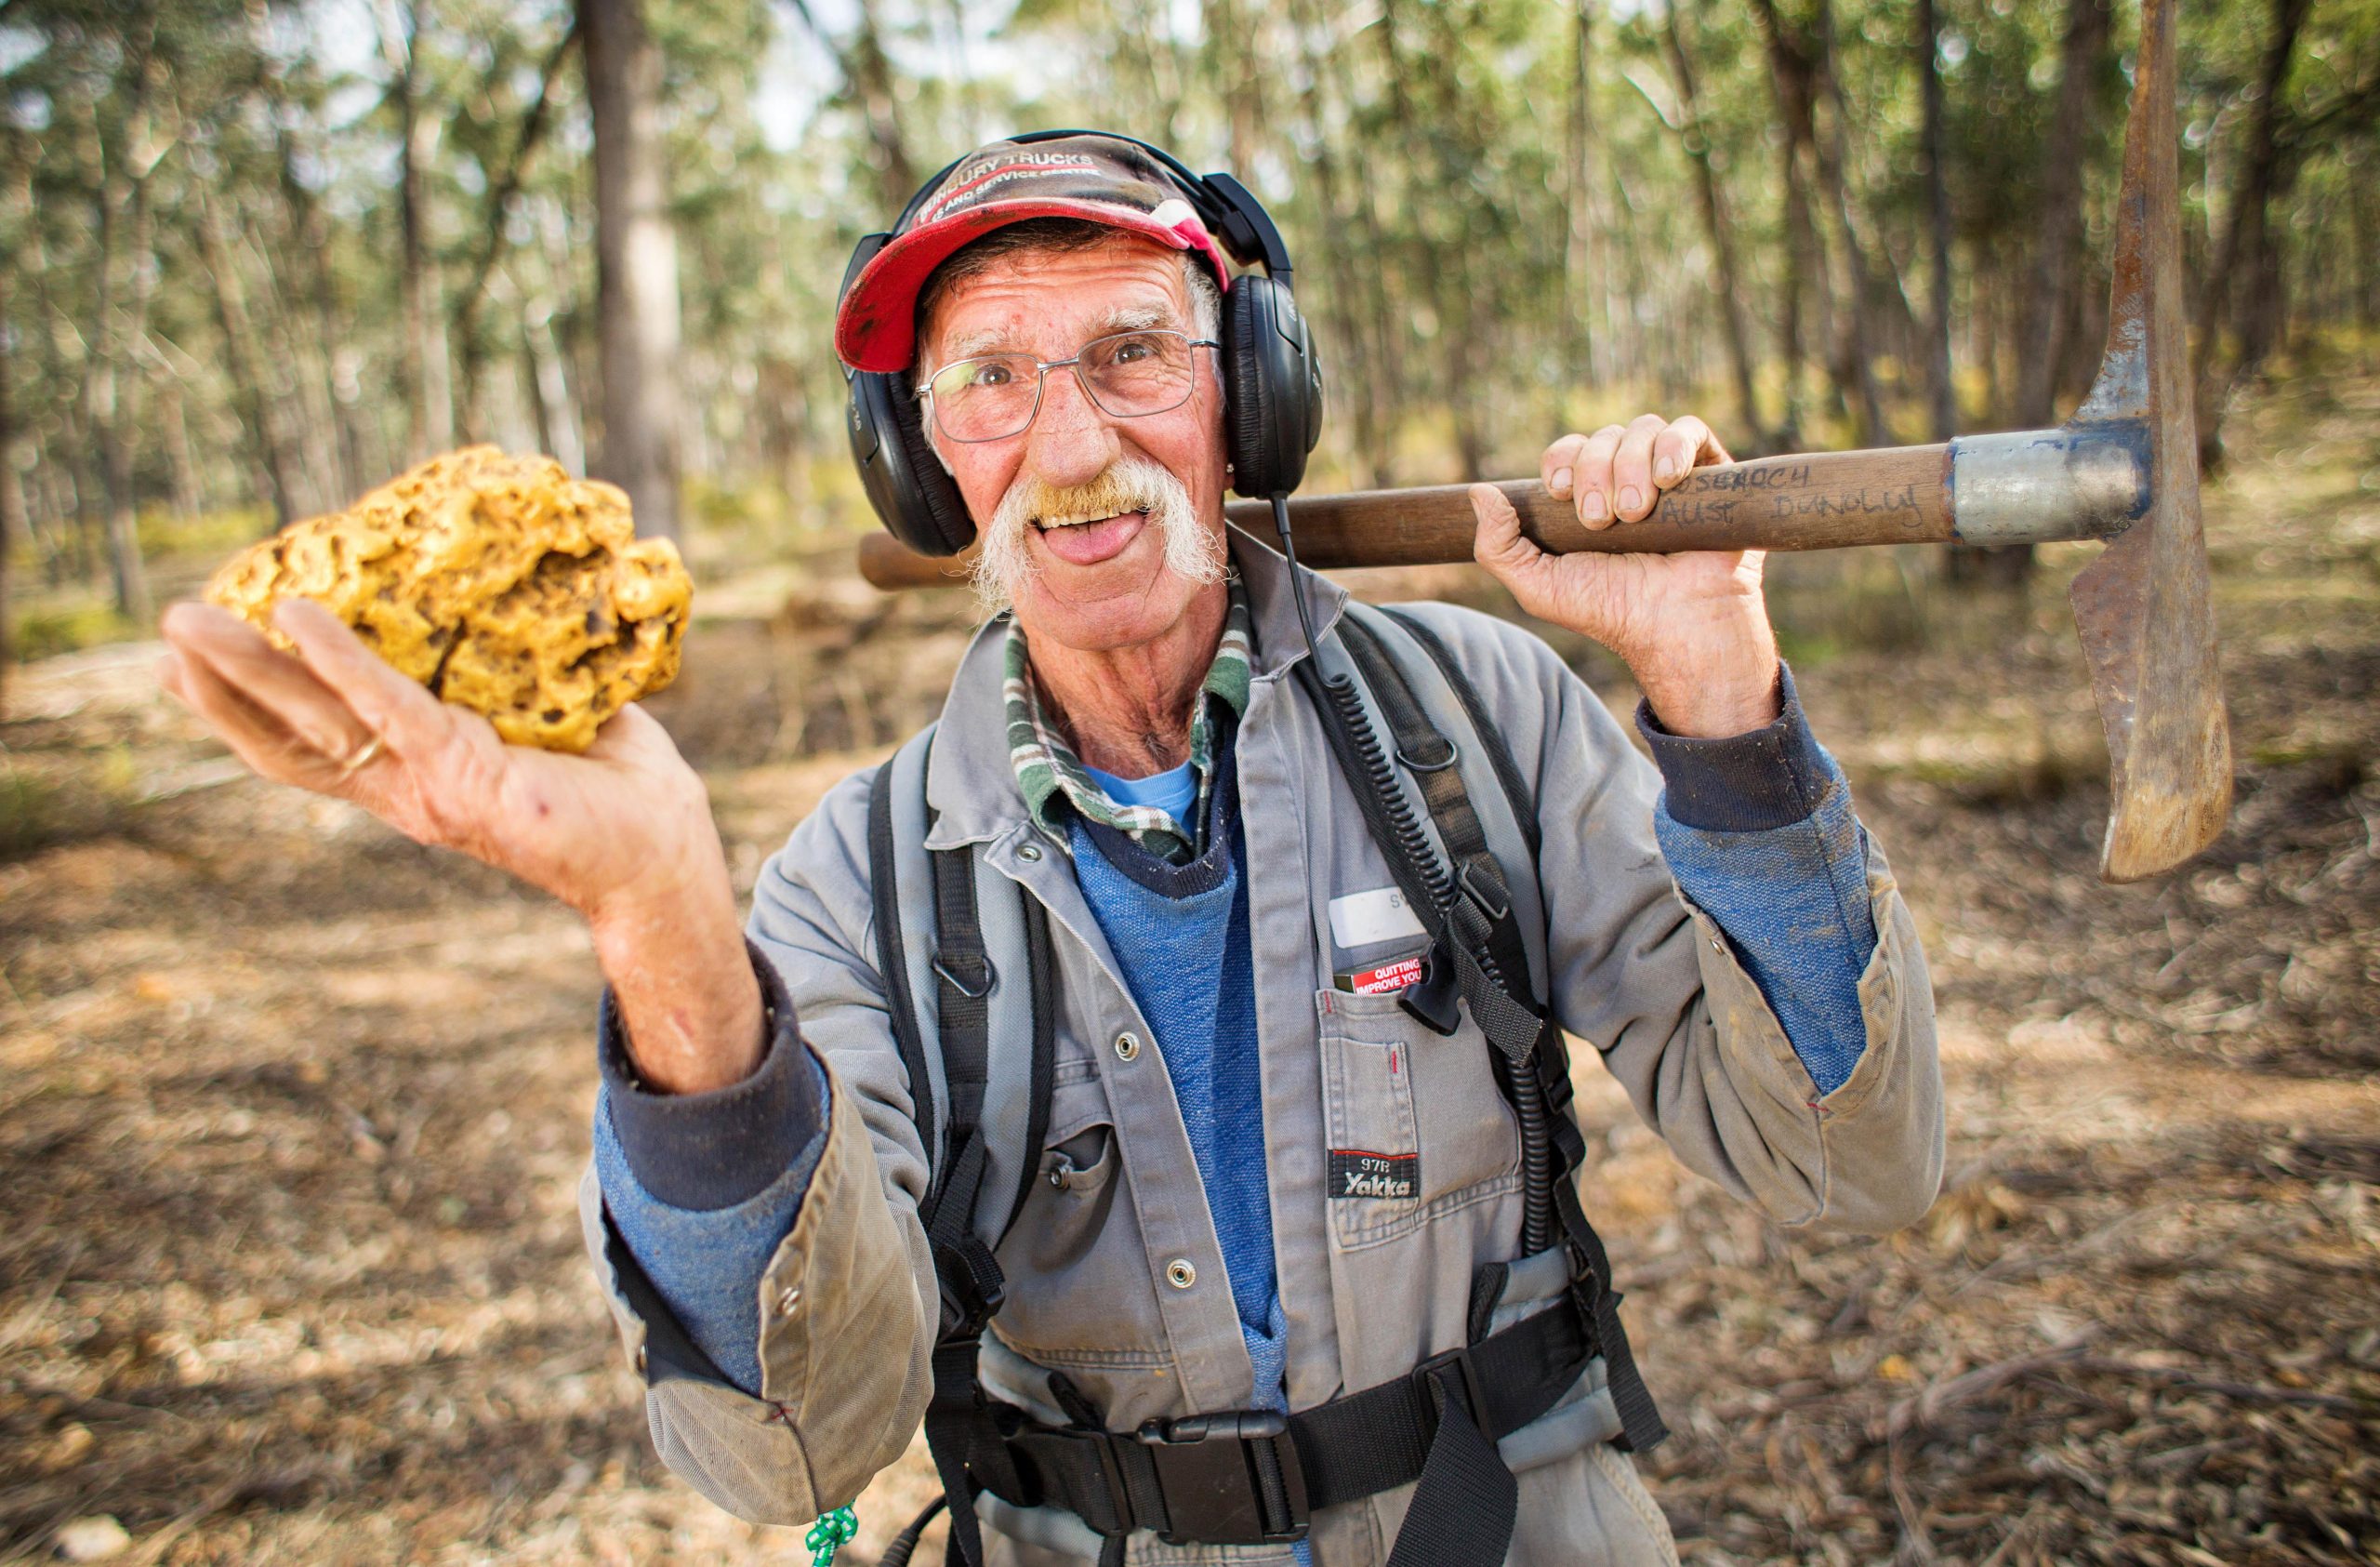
[134,505,270,559]
[11,597,139,661]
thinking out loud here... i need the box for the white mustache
[971,456,1224,614]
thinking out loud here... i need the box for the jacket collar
[923,525,1348,850]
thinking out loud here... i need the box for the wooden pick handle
[858,445,1954,591]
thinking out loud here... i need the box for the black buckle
[1457,856,1511,923]
[1397,950,1462,1037]
[1413,1345,1490,1436]
[1131,1410,1310,1546]
[1564,1261,1607,1359]
[932,953,996,999]
[932,1239,1006,1333]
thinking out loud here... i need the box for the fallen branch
[1877,1329,2099,1441]
[2061,1357,2370,1414]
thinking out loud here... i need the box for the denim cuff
[1636,664,1832,833]
[597,939,827,1211]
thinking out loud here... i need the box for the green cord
[805,1506,859,1567]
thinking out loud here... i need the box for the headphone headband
[881,127,1293,286]
[840,130,1321,557]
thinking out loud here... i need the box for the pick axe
[858,0,2231,883]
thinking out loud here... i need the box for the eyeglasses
[919,328,1220,444]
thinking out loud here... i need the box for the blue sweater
[1067,735,1289,1413]
[593,669,1877,1398]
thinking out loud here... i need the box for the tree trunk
[522,297,587,476]
[252,1,353,506]
[33,458,74,588]
[1916,0,1956,442]
[89,50,162,628]
[8,156,66,589]
[99,174,157,626]
[848,0,919,214]
[581,0,684,538]
[1751,0,1824,445]
[454,20,577,436]
[785,0,919,218]
[1202,0,1264,174]
[2014,0,2111,429]
[1315,0,1405,482]
[157,376,203,517]
[1287,0,1383,485]
[1807,0,1888,445]
[2352,145,2376,331]
[64,83,109,586]
[193,182,307,531]
[0,229,19,710]
[378,0,456,462]
[755,353,810,518]
[2193,0,2312,466]
[1563,0,1602,386]
[1664,0,1765,449]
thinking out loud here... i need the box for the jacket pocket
[989,1077,1170,1368]
[1038,1121,1116,1195]
[1317,987,1519,1249]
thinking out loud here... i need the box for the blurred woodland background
[3,0,2380,1564]
[0,0,2377,664]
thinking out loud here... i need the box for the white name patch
[1328,886,1427,950]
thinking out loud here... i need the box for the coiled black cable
[1500,1043,1557,1256]
[1289,568,1559,1257]
[1325,659,1555,1255]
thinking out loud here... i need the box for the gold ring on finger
[336,733,386,781]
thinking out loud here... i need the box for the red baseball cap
[834,133,1234,375]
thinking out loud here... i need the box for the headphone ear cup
[1223,281,1276,497]
[847,369,976,555]
[1221,276,1322,498]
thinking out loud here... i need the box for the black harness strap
[1337,613,1563,1258]
[1007,898,1058,1236]
[979,1287,1593,1558]
[1381,607,1542,857]
[866,752,937,1171]
[923,840,1005,1567]
[872,738,1067,1567]
[1290,655,1540,1067]
[1339,615,1541,1056]
[930,845,992,1189]
[1338,610,1668,1454]
[1547,1104,1668,1451]
[1378,1370,1516,1567]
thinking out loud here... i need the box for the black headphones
[839,129,1324,558]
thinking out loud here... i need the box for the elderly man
[159,134,1941,1566]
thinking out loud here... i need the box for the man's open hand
[158,599,760,1091]
[1469,412,1781,738]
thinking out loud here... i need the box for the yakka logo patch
[1329,1149,1420,1201]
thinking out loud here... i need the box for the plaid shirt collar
[1004,584,1253,865]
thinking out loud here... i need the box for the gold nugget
[205,446,692,753]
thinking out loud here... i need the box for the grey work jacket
[577,532,1945,1566]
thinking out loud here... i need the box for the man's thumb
[1469,484,1532,572]
[1471,482,1565,607]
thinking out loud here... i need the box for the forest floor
[2,364,2375,1566]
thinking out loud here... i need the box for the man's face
[919,237,1230,655]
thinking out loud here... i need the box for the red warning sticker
[1335,954,1424,995]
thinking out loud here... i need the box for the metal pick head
[2066,0,2234,882]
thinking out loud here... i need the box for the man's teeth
[1035,508,1144,530]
